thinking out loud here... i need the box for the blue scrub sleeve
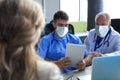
[78,38,82,45]
[37,38,48,59]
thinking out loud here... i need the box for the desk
[64,66,92,80]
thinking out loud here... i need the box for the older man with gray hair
[84,12,120,66]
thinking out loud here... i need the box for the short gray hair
[95,12,111,23]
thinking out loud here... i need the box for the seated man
[41,19,74,37]
[37,10,87,73]
[84,12,120,66]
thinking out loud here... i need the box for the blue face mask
[55,26,68,37]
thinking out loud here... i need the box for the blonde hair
[0,0,44,80]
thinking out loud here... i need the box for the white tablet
[65,43,85,67]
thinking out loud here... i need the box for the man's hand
[84,52,102,66]
[75,60,86,71]
[91,52,103,57]
[54,57,71,69]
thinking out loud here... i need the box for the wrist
[84,58,92,66]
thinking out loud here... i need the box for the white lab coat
[84,27,120,56]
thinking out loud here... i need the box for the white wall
[45,0,60,22]
[35,0,60,22]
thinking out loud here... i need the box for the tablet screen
[65,43,85,67]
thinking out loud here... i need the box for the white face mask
[55,26,68,37]
[95,25,109,38]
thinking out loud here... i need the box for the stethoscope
[94,28,111,51]
[51,31,69,44]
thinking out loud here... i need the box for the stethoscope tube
[94,28,111,51]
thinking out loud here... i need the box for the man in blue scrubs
[37,10,87,73]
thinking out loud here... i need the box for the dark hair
[53,10,69,21]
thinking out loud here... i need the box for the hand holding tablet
[65,43,86,67]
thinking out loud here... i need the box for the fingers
[84,57,92,66]
[93,52,102,57]
[76,60,86,71]
[84,52,103,66]
[62,57,71,69]
[56,57,71,69]
[89,52,102,57]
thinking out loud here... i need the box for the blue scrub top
[37,32,88,73]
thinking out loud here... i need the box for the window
[103,0,120,19]
[60,0,87,22]
[60,0,88,33]
[60,0,79,22]
[79,0,87,21]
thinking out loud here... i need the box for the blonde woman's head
[0,0,44,80]
[0,0,44,46]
